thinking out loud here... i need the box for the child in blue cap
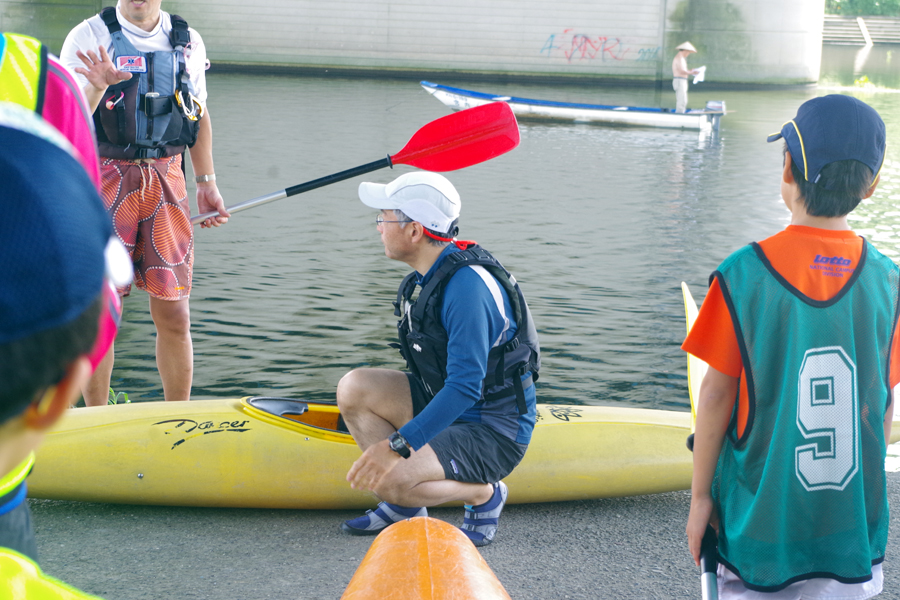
[0,104,121,598]
[684,94,894,599]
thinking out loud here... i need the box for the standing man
[338,172,540,547]
[672,41,700,114]
[60,0,230,405]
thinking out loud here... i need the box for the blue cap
[0,104,111,344]
[767,95,886,190]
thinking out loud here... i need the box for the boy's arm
[686,365,738,566]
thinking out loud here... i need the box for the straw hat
[675,41,697,53]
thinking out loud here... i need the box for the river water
[108,46,900,410]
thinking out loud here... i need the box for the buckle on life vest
[175,90,203,121]
[133,147,167,159]
[140,92,173,117]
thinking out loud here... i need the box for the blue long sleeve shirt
[398,246,536,451]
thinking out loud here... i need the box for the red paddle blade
[390,102,520,171]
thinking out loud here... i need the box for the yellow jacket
[0,548,104,600]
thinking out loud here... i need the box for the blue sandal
[460,481,508,547]
[341,502,427,536]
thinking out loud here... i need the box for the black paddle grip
[700,524,718,574]
[284,156,392,198]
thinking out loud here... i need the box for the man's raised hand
[74,46,132,92]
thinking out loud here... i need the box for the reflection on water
[820,44,900,89]
[108,65,900,411]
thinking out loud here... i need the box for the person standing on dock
[0,111,113,599]
[684,95,895,599]
[60,0,230,405]
[672,41,700,113]
[338,172,540,547]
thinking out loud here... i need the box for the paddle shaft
[190,157,391,225]
[191,102,519,226]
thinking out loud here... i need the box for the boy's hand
[687,495,718,566]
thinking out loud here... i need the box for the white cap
[358,171,460,234]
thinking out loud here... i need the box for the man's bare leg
[82,343,114,407]
[337,368,415,450]
[149,296,192,402]
[374,443,493,507]
[337,367,493,506]
[338,367,506,544]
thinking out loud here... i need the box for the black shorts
[406,373,528,484]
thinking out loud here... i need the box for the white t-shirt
[718,563,883,600]
[60,6,208,106]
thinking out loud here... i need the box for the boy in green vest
[683,95,895,599]
[0,108,118,598]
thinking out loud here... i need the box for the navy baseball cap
[0,104,112,344]
[767,95,886,190]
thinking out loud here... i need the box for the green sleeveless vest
[712,240,899,591]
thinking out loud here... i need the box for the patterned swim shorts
[101,154,193,300]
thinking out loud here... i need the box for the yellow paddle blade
[681,282,709,433]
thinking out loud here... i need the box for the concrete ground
[30,474,900,599]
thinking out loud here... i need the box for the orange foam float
[341,517,511,600]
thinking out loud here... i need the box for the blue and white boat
[421,81,725,132]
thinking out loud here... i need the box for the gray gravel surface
[30,474,900,599]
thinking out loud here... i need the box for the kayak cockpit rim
[242,396,350,436]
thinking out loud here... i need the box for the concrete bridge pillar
[666,0,825,84]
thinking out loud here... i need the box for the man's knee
[337,368,414,430]
[151,299,190,335]
[337,369,373,412]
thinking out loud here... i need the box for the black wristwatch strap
[388,431,411,459]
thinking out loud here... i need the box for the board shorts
[717,563,883,600]
[407,373,528,484]
[100,154,193,301]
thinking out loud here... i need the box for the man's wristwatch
[388,431,412,459]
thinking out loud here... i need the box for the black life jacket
[93,7,199,159]
[393,245,540,414]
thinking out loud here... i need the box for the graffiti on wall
[540,29,660,63]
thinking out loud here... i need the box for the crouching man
[339,172,540,547]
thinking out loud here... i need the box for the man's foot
[340,502,427,536]
[460,481,508,547]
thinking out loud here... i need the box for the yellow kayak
[29,397,693,508]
